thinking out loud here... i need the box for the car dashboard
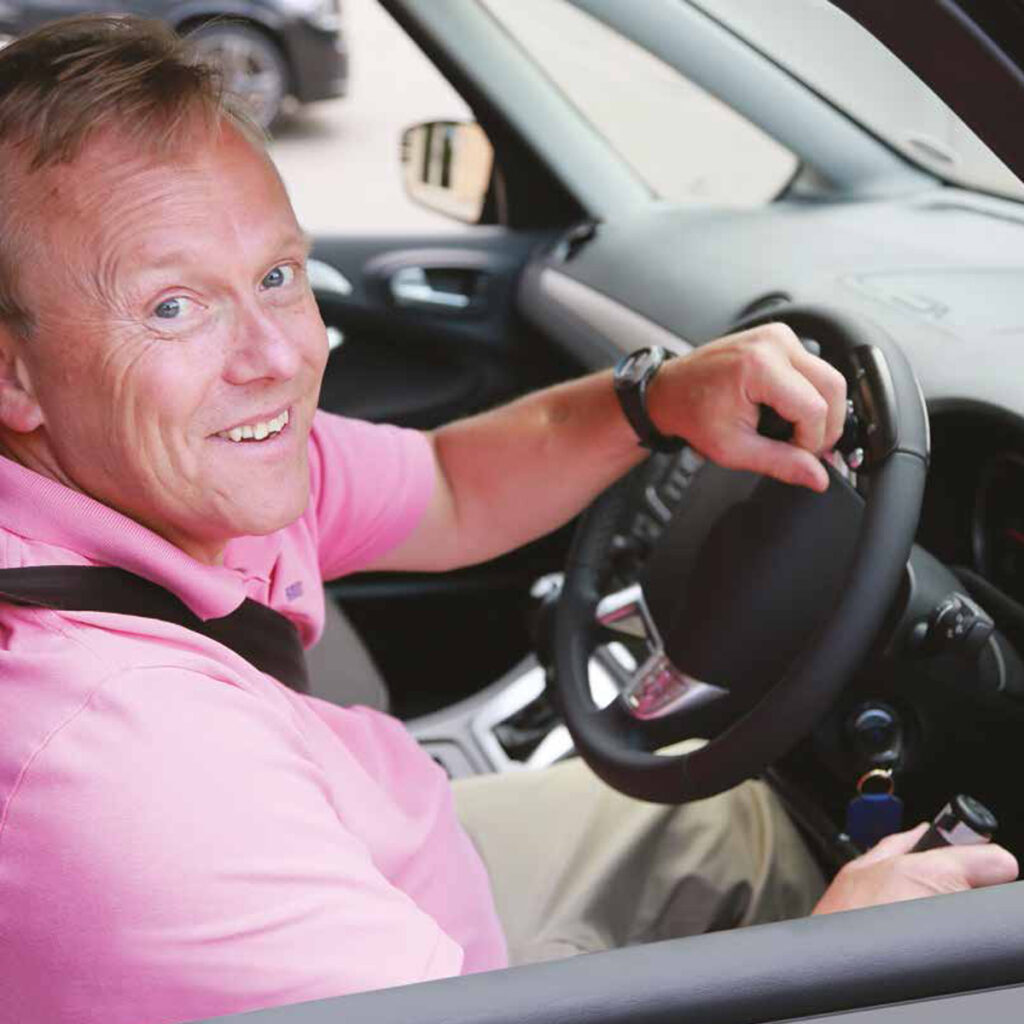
[518,181,1024,857]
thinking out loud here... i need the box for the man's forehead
[26,124,302,271]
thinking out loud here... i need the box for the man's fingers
[747,354,829,456]
[724,433,829,492]
[790,350,848,450]
[929,844,1020,889]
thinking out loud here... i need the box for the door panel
[310,227,580,714]
[312,229,562,428]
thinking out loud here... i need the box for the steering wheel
[552,306,931,804]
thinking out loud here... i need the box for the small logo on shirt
[285,581,304,601]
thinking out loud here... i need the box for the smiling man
[0,16,1016,1024]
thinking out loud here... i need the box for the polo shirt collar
[0,455,250,621]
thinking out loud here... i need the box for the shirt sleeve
[0,666,463,1024]
[307,410,436,581]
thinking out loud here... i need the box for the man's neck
[0,431,227,566]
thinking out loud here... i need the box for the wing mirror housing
[400,120,495,224]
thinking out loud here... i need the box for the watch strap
[613,346,685,454]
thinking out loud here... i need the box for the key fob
[846,792,904,851]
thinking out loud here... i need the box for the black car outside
[0,0,348,128]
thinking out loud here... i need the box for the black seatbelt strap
[0,565,309,693]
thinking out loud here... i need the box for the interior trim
[196,880,1024,1023]
[529,267,695,366]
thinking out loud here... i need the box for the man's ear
[0,324,44,434]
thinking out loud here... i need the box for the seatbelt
[0,566,309,693]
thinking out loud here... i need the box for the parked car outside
[0,0,348,127]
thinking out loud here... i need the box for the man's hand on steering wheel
[647,323,848,493]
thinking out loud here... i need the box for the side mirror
[400,120,495,224]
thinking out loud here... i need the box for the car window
[478,0,799,207]
[270,0,473,233]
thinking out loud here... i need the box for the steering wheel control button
[849,345,900,465]
[912,794,998,852]
[631,512,663,545]
[836,399,863,456]
[651,450,703,508]
[923,592,995,657]
[644,485,673,524]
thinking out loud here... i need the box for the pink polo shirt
[0,411,507,1024]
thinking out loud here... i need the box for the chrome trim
[468,658,621,772]
[391,266,471,310]
[596,582,727,721]
[308,258,354,297]
[596,582,663,645]
[621,653,726,721]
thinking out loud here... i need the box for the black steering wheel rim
[553,305,930,804]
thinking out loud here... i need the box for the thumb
[933,844,1020,889]
[857,823,930,865]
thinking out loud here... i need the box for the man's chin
[226,494,309,539]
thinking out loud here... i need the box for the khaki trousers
[454,755,826,966]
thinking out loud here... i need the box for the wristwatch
[612,346,685,453]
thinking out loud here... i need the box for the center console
[408,646,629,778]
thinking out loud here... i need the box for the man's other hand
[647,323,848,492]
[812,823,1019,915]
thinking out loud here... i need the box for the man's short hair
[0,15,263,336]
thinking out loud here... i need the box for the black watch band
[613,346,685,454]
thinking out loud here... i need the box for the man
[0,16,1015,1024]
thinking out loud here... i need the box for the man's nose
[222,306,303,385]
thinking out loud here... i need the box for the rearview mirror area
[400,120,495,224]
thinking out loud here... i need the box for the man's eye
[262,264,296,290]
[153,297,192,320]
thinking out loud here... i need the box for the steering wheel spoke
[620,651,728,721]
[596,582,661,646]
[595,581,728,721]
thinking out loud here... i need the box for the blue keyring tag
[845,769,904,852]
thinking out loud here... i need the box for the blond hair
[0,14,263,336]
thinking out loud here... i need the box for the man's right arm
[812,824,1018,915]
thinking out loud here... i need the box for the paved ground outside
[270,0,471,236]
[269,0,794,238]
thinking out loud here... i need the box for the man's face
[11,123,328,562]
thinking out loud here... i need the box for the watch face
[618,348,660,385]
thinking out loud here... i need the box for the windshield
[691,0,1024,201]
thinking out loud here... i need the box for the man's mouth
[216,408,290,443]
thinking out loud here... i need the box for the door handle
[390,266,472,310]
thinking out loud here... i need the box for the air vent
[553,221,600,262]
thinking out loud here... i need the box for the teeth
[217,409,290,443]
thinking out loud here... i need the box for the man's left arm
[367,324,847,574]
